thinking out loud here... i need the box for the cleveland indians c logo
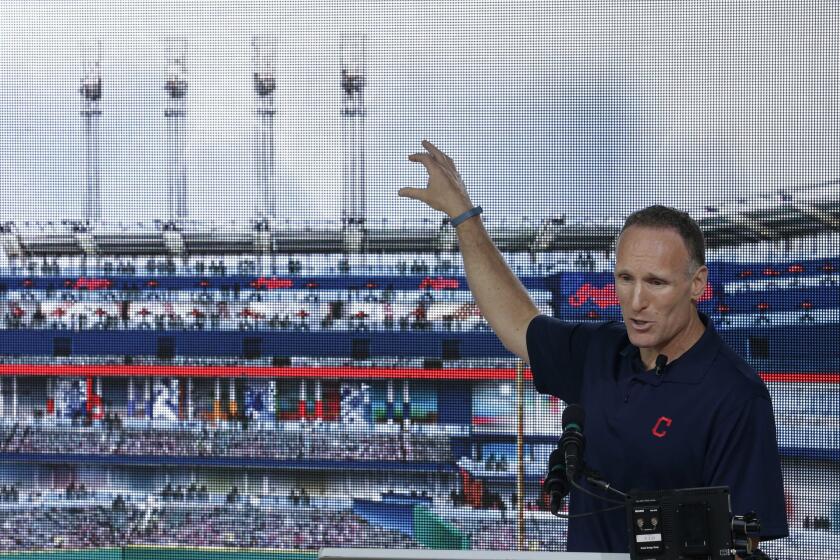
[651,416,673,438]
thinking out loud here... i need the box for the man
[399,140,789,553]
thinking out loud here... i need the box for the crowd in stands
[0,353,519,371]
[0,422,454,463]
[157,482,210,503]
[0,484,20,502]
[0,476,564,553]
[3,251,611,279]
[288,487,311,506]
[0,500,417,551]
[0,287,534,333]
[143,505,418,550]
[64,482,91,501]
[8,257,261,278]
[3,261,836,334]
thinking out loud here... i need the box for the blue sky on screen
[0,1,837,223]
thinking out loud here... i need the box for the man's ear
[691,265,709,303]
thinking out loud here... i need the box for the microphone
[561,404,586,482]
[543,447,570,516]
[655,354,668,376]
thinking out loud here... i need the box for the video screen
[0,3,837,559]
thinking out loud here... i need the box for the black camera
[627,486,763,560]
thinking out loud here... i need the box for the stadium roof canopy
[2,179,838,257]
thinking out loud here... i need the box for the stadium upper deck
[1,176,838,258]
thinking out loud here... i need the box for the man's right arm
[454,215,539,362]
[399,140,540,363]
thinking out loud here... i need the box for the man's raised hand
[399,140,475,219]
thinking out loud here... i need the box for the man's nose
[631,284,648,311]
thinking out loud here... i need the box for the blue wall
[0,325,837,370]
[0,330,509,360]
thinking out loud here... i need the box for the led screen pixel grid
[0,2,838,559]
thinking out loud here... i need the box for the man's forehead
[615,226,692,269]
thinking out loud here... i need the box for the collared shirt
[526,312,789,553]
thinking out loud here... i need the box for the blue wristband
[450,206,483,227]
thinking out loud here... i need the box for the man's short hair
[620,205,706,270]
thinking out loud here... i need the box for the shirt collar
[619,312,720,385]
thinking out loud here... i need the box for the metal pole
[165,38,188,221]
[516,359,526,550]
[341,34,366,227]
[84,105,101,222]
[80,41,102,224]
[253,35,277,219]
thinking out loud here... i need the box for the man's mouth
[630,319,653,331]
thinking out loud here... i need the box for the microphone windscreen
[550,492,564,516]
[547,447,565,471]
[562,404,585,430]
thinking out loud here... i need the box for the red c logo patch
[651,416,672,438]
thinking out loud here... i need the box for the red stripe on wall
[0,364,836,384]
[758,372,840,384]
[0,364,530,381]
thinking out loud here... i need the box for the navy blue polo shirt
[526,312,789,553]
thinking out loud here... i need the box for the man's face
[614,225,707,352]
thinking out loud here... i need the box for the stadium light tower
[164,38,188,221]
[340,34,367,232]
[80,41,102,225]
[253,35,278,220]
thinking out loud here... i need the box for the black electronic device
[627,486,761,560]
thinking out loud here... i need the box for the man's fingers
[408,152,433,162]
[422,140,453,164]
[397,187,428,202]
[408,152,443,176]
[408,152,436,165]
